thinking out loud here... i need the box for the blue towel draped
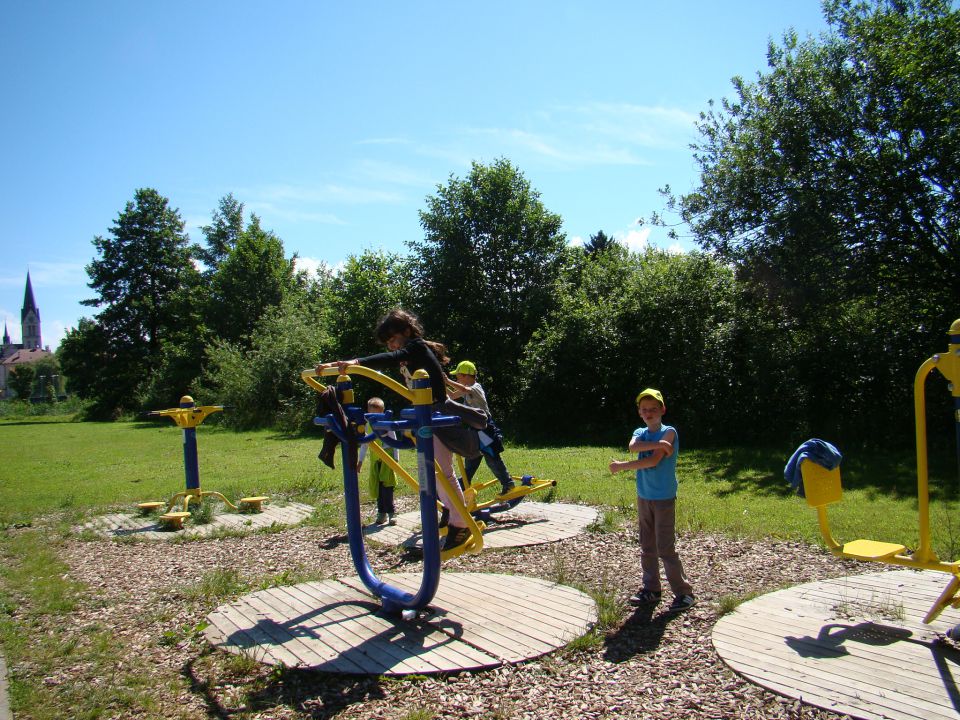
[784,438,843,497]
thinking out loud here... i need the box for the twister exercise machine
[801,319,960,624]
[139,395,269,529]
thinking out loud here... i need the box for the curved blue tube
[315,374,458,614]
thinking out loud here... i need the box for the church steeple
[2,322,9,346]
[20,272,41,350]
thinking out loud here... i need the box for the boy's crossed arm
[609,431,675,474]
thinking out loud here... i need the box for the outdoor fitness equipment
[140,396,268,528]
[801,319,960,624]
[303,365,486,613]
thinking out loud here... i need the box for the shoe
[668,594,696,612]
[499,481,515,495]
[388,514,397,526]
[374,513,387,525]
[628,589,662,606]
[438,508,449,528]
[443,525,471,552]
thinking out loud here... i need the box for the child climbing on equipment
[316,308,488,553]
[357,396,400,526]
[609,388,696,612]
[445,360,515,496]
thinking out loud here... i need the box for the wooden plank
[712,570,960,720]
[262,585,436,675]
[235,591,362,670]
[714,621,949,680]
[715,640,958,720]
[340,575,547,661]
[442,573,596,633]
[713,620,956,697]
[204,604,277,665]
[276,583,464,674]
[376,573,592,658]
[735,586,957,634]
[281,581,500,673]
[289,581,501,672]
[334,577,542,662]
[208,601,314,669]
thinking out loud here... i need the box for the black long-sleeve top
[358,338,446,405]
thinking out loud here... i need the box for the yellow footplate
[842,539,906,560]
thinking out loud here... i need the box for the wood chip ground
[12,498,881,719]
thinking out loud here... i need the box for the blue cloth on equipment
[784,439,842,497]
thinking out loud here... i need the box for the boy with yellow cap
[446,360,515,496]
[609,388,695,611]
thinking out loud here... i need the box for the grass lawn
[2,414,958,558]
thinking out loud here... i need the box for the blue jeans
[464,452,514,491]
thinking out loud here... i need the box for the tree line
[57,0,958,451]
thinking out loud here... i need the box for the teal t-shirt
[633,424,678,500]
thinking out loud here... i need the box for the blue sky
[0,1,830,350]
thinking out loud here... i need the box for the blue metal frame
[314,373,460,614]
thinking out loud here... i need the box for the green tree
[678,0,958,307]
[206,214,299,346]
[517,248,737,445]
[7,364,36,400]
[663,0,960,445]
[411,158,566,413]
[583,230,619,256]
[199,295,334,430]
[327,250,413,360]
[196,193,245,271]
[62,188,201,417]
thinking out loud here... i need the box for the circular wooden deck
[78,501,315,539]
[712,569,960,720]
[204,572,597,674]
[364,501,598,550]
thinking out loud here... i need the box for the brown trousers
[637,497,693,597]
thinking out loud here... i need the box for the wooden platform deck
[712,569,960,720]
[78,501,315,540]
[204,572,597,674]
[364,501,598,550]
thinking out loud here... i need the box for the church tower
[21,271,41,350]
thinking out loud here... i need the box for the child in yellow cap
[609,388,695,612]
[445,360,515,496]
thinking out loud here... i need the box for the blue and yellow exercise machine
[139,395,268,529]
[801,319,960,624]
[302,364,555,613]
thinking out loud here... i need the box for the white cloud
[568,235,585,248]
[569,102,700,150]
[619,227,652,252]
[419,101,699,171]
[293,256,330,278]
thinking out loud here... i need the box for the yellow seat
[136,501,165,513]
[842,539,907,560]
[801,460,908,561]
[159,511,191,530]
[801,461,843,507]
[239,496,269,512]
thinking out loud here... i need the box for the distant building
[1,272,54,399]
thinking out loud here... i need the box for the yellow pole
[914,356,937,563]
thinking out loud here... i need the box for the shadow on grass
[184,656,388,720]
[688,446,958,502]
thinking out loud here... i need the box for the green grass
[2,414,959,558]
